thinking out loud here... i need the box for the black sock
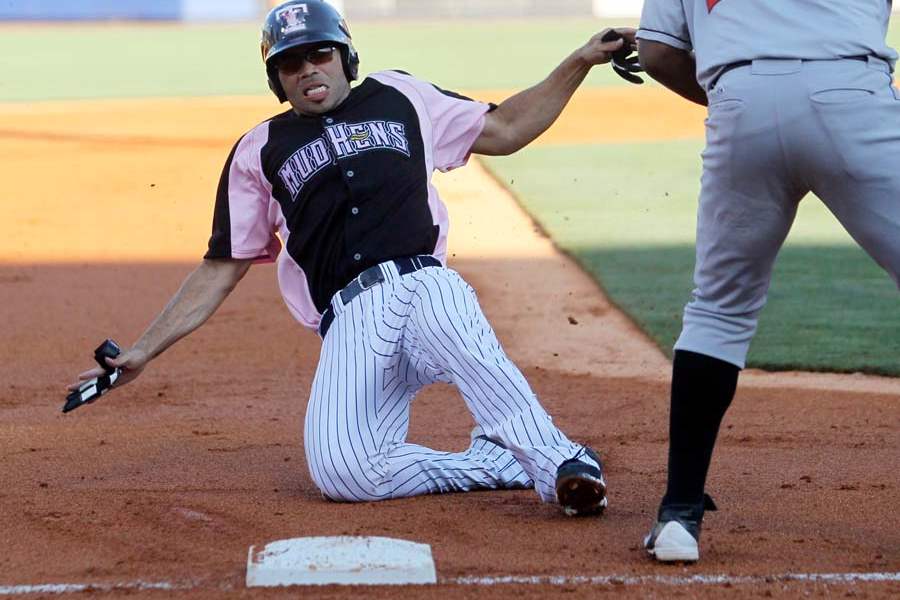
[661,350,740,508]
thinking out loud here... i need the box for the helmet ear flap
[339,45,360,81]
[267,65,288,103]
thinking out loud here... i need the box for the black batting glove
[601,30,644,85]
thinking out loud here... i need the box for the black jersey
[205,71,492,329]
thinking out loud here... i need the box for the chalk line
[448,571,900,586]
[3,571,899,593]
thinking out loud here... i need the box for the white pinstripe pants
[304,261,594,503]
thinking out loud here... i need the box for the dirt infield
[1,88,898,597]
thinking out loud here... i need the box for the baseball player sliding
[637,1,900,562]
[68,0,638,515]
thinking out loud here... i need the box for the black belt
[318,255,441,338]
[715,55,871,86]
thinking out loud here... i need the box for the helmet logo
[277,3,310,35]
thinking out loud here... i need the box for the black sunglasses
[275,45,337,74]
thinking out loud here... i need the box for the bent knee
[307,457,389,503]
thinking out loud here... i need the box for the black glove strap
[601,30,645,85]
[63,339,122,413]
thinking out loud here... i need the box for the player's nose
[298,60,319,78]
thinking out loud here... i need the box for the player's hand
[66,347,149,391]
[578,28,638,66]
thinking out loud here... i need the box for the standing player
[68,0,636,515]
[636,0,900,561]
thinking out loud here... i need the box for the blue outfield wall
[0,0,258,21]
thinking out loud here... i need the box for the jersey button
[325,117,334,124]
[353,253,362,261]
[346,170,355,177]
[351,207,359,215]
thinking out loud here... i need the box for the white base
[246,536,437,587]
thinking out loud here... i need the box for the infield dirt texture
[1,20,899,598]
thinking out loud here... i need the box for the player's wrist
[570,47,596,70]
[125,343,153,367]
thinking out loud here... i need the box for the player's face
[276,44,351,116]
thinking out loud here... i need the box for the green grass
[3,17,895,101]
[0,18,631,102]
[484,143,900,375]
[354,18,635,90]
[0,24,263,100]
[569,245,900,375]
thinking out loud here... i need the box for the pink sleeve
[425,85,491,172]
[205,124,281,262]
[371,71,491,172]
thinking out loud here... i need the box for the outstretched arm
[471,28,636,156]
[68,258,252,391]
[638,39,707,106]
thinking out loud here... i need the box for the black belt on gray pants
[713,54,871,88]
[318,255,442,338]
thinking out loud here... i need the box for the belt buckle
[357,266,384,291]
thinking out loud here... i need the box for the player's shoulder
[256,108,296,131]
[369,68,417,80]
[366,69,426,89]
[229,109,292,152]
[249,109,294,133]
[366,70,474,102]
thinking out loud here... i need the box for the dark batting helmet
[260,0,360,103]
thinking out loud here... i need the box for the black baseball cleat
[644,494,717,562]
[555,447,608,516]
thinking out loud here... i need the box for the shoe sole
[646,521,699,562]
[556,472,608,516]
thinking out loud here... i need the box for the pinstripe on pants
[304,260,596,502]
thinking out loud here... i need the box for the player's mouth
[303,84,329,102]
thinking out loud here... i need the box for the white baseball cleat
[643,493,717,563]
[643,520,699,562]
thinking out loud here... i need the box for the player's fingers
[107,349,146,370]
[106,355,125,368]
[599,38,625,51]
[593,38,624,63]
[78,366,105,379]
[68,368,103,390]
[109,353,147,380]
[613,27,638,45]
